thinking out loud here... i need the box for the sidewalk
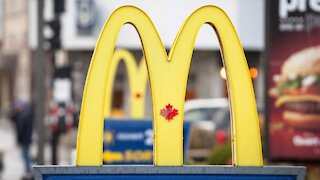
[0,119,24,180]
[0,118,77,180]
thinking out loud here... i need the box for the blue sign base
[33,165,306,180]
[103,119,191,165]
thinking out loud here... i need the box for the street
[0,119,24,180]
[0,119,75,180]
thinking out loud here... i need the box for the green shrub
[207,142,232,165]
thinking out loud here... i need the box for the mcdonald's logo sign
[103,49,147,119]
[76,5,263,166]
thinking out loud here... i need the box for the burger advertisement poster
[267,0,320,160]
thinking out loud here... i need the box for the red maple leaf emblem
[160,104,178,121]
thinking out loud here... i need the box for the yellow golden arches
[76,5,263,166]
[103,49,148,119]
[169,6,263,166]
[76,6,165,166]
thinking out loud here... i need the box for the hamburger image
[270,46,320,131]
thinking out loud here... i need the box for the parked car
[184,98,264,162]
[184,98,229,161]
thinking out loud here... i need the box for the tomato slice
[283,88,302,95]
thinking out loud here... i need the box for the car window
[212,108,230,130]
[185,107,231,130]
[184,108,217,122]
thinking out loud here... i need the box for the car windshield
[185,107,230,130]
[185,108,216,121]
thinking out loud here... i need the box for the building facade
[19,0,265,118]
[58,0,266,118]
[0,0,32,115]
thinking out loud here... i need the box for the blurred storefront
[0,0,266,118]
[0,0,32,116]
[28,0,265,118]
[0,0,319,178]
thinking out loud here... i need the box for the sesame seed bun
[276,46,320,131]
[281,46,320,79]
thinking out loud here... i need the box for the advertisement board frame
[265,0,320,163]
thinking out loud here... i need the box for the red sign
[267,0,320,160]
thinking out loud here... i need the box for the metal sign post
[34,5,306,180]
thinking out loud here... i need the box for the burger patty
[283,101,320,114]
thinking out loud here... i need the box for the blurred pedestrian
[49,101,74,165]
[10,100,33,180]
